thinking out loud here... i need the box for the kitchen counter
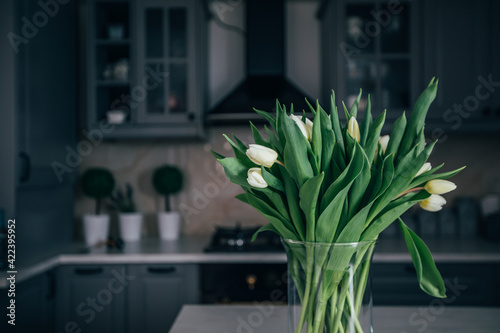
[169,305,500,333]
[2,236,500,288]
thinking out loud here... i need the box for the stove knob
[246,274,257,290]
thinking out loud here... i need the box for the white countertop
[2,236,500,288]
[169,305,500,333]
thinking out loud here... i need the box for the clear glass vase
[282,239,376,333]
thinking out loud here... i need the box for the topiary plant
[152,165,183,212]
[81,168,115,215]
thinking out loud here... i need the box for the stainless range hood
[206,0,313,124]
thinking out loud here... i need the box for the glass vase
[282,239,376,333]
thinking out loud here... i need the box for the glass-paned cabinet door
[136,0,195,124]
[341,0,412,117]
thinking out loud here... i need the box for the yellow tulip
[347,117,361,143]
[419,194,447,212]
[424,180,457,195]
[247,168,268,188]
[246,144,278,168]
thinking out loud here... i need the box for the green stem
[294,247,314,333]
[354,246,375,316]
[331,271,350,333]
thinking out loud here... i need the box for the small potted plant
[152,165,184,240]
[110,183,143,242]
[81,168,115,246]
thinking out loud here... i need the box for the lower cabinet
[54,265,126,333]
[54,264,199,333]
[127,264,200,332]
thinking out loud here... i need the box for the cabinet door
[422,0,498,126]
[55,265,127,333]
[127,264,199,333]
[135,0,198,125]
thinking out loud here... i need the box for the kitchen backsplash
[75,128,500,239]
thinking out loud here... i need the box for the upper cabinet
[320,0,500,131]
[83,0,207,139]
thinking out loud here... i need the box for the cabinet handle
[75,267,103,275]
[19,152,31,183]
[147,267,176,274]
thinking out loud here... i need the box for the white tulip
[416,163,432,177]
[425,180,457,195]
[247,168,268,188]
[419,194,447,212]
[289,114,313,141]
[379,135,390,154]
[246,144,278,168]
[347,117,361,143]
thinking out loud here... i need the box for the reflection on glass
[169,63,187,113]
[381,59,410,108]
[345,5,376,54]
[169,8,187,58]
[146,9,163,58]
[346,60,377,111]
[381,4,409,53]
[146,63,165,114]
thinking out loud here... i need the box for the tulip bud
[247,168,268,188]
[419,194,447,212]
[347,116,361,143]
[416,162,432,177]
[379,135,390,154]
[246,144,278,168]
[289,115,313,141]
[424,179,457,195]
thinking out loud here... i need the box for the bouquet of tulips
[213,79,464,333]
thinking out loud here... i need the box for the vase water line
[282,239,376,333]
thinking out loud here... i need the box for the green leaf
[386,111,406,156]
[260,166,285,192]
[360,95,372,147]
[399,218,446,298]
[364,110,387,162]
[232,134,248,151]
[235,193,249,205]
[264,125,283,155]
[282,168,305,241]
[410,166,465,188]
[362,190,430,241]
[251,223,279,242]
[218,157,251,188]
[321,144,364,212]
[299,173,324,242]
[249,122,271,148]
[347,144,371,220]
[330,91,345,157]
[336,203,373,243]
[320,107,335,191]
[398,79,438,159]
[349,89,362,118]
[254,108,276,131]
[342,101,351,121]
[282,115,314,188]
[312,106,322,169]
[222,134,254,167]
[211,149,225,160]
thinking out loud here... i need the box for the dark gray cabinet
[84,0,207,139]
[54,265,127,333]
[0,0,76,260]
[127,264,199,333]
[54,264,199,333]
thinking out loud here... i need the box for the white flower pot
[158,211,181,240]
[119,212,143,241]
[83,214,110,246]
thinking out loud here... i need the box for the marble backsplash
[74,127,500,239]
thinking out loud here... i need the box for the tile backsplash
[75,128,500,239]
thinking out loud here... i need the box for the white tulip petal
[247,168,268,188]
[379,135,390,154]
[425,180,457,195]
[416,163,432,177]
[246,144,278,168]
